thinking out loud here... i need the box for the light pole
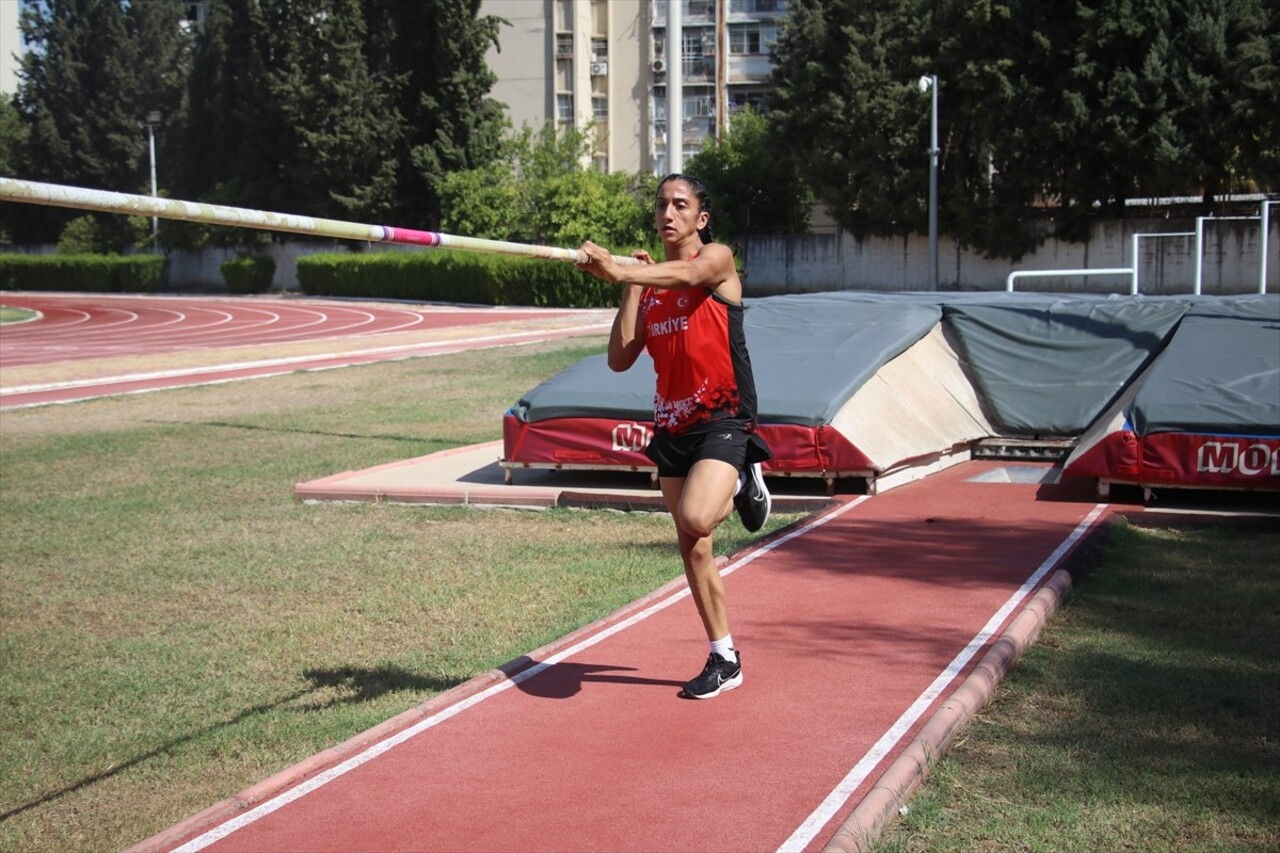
[666,0,683,174]
[145,110,161,252]
[918,75,939,290]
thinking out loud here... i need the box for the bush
[57,216,114,255]
[0,254,168,293]
[296,250,618,308]
[221,255,277,295]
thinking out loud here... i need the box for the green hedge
[0,254,168,293]
[221,255,277,295]
[296,250,618,308]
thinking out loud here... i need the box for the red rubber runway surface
[0,294,608,408]
[150,462,1107,853]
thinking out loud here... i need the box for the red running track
[0,294,608,408]
[142,461,1108,853]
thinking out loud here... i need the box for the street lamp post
[918,75,939,290]
[666,0,683,174]
[145,110,161,252]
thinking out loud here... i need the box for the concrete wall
[164,240,355,291]
[739,215,1278,296]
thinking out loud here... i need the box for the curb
[821,566,1076,852]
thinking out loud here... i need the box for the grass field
[0,337,799,851]
[0,306,38,324]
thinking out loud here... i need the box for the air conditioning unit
[590,62,608,77]
[651,59,665,74]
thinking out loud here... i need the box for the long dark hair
[658,173,714,243]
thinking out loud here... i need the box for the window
[557,94,575,124]
[729,24,776,55]
[556,33,574,57]
[729,0,786,13]
[728,90,769,114]
[182,1,209,31]
[592,97,609,121]
[684,94,715,119]
[682,29,706,57]
[591,38,608,61]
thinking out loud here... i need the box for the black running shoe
[682,651,743,699]
[734,462,771,533]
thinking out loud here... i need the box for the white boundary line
[171,495,874,852]
[0,324,612,408]
[776,502,1108,852]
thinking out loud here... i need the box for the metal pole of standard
[666,0,682,175]
[919,75,939,290]
[1261,200,1273,294]
[145,110,161,252]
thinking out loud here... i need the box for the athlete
[575,173,771,700]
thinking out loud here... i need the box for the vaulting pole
[0,176,640,265]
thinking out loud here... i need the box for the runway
[139,461,1107,853]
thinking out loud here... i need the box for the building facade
[0,0,23,96]
[483,0,788,175]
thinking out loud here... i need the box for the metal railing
[1008,200,1275,295]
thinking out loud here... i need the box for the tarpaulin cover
[1126,296,1280,436]
[510,293,944,428]
[944,297,1190,436]
[507,291,1278,489]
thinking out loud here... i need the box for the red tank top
[641,285,758,434]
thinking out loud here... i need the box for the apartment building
[483,0,788,175]
[0,0,23,96]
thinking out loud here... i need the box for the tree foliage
[685,108,811,240]
[362,0,508,229]
[9,0,509,246]
[10,0,188,247]
[182,0,402,230]
[769,0,1279,258]
[439,123,656,252]
[0,97,26,178]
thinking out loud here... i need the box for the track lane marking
[169,495,876,853]
[776,502,1109,852]
[0,323,612,408]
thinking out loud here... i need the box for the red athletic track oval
[0,293,582,367]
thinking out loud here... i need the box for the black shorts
[644,418,773,479]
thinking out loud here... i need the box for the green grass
[874,518,1280,853]
[0,338,799,851]
[0,306,38,323]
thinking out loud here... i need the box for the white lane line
[776,502,1109,853]
[0,306,93,334]
[170,495,876,852]
[0,324,613,409]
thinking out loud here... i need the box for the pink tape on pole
[382,226,442,247]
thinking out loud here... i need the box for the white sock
[734,470,746,496]
[710,635,737,663]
